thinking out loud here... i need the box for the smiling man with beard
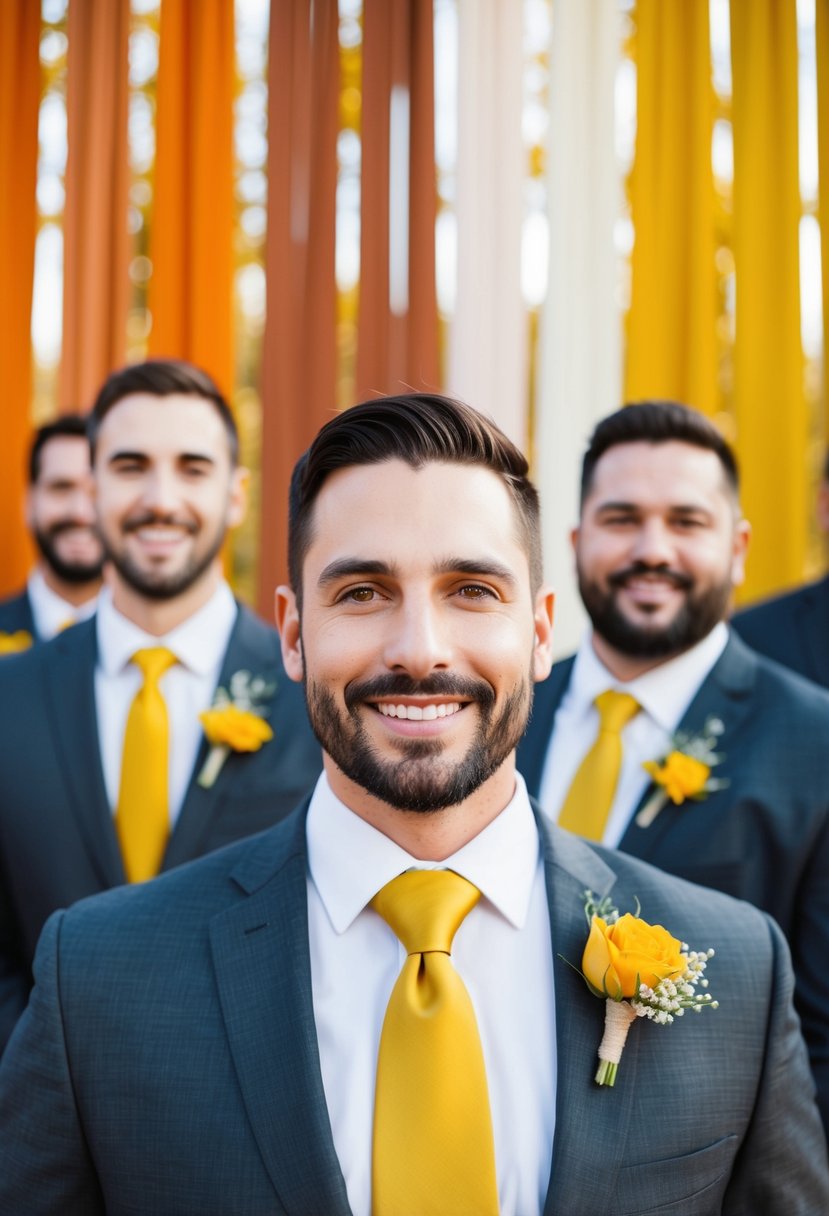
[0,359,321,1052]
[518,400,829,1137]
[0,416,104,649]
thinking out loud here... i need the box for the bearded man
[517,400,829,1137]
[0,359,321,1052]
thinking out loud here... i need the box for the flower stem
[595,999,638,1086]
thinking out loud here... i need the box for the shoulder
[719,630,829,718]
[0,590,34,638]
[732,578,827,634]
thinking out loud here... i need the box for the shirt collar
[570,621,729,732]
[306,771,540,935]
[27,568,97,638]
[96,581,237,677]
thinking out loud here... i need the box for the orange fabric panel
[0,2,40,593]
[148,0,235,401]
[258,0,339,608]
[60,0,130,412]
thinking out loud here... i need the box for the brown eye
[348,587,375,602]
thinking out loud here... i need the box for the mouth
[374,700,465,721]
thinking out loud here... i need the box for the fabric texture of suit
[0,605,322,1051]
[731,574,829,688]
[0,589,37,642]
[517,629,829,1137]
[0,802,826,1214]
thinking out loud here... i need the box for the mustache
[123,510,198,535]
[344,673,495,711]
[607,562,693,592]
[47,519,97,537]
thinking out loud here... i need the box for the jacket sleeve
[0,911,105,1214]
[724,915,829,1212]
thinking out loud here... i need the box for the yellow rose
[0,630,33,656]
[643,750,710,805]
[199,705,274,752]
[582,914,685,1000]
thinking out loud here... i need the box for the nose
[381,593,453,679]
[67,484,95,524]
[139,468,182,516]
[629,518,676,567]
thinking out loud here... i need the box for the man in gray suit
[0,359,321,1051]
[1,394,826,1213]
[517,400,829,1138]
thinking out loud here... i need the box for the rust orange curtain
[257,0,339,610]
[60,0,130,412]
[148,0,235,401]
[626,0,718,417]
[0,3,40,595]
[730,0,805,601]
[356,0,438,399]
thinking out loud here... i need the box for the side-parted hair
[288,393,542,602]
[29,414,90,484]
[580,401,740,506]
[88,359,239,466]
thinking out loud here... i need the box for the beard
[33,522,105,586]
[103,511,225,601]
[578,561,732,658]
[305,669,533,813]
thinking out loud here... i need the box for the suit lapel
[210,809,351,1216]
[538,816,640,1214]
[163,606,280,871]
[519,659,575,797]
[43,621,125,886]
[620,632,757,862]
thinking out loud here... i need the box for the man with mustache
[0,359,321,1052]
[0,416,104,652]
[518,400,829,1137]
[0,392,826,1213]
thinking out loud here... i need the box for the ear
[226,466,250,529]
[532,586,555,682]
[275,584,303,683]
[730,518,751,588]
[23,487,34,531]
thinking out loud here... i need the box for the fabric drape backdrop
[730,0,805,601]
[59,0,130,414]
[0,2,40,596]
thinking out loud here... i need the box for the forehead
[305,459,528,576]
[95,393,230,460]
[586,441,731,508]
[36,435,90,484]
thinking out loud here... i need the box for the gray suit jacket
[517,630,829,1137]
[0,804,826,1214]
[0,606,322,1050]
[731,575,829,688]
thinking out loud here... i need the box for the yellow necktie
[557,689,640,841]
[115,647,177,883]
[370,869,499,1216]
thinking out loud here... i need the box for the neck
[590,632,679,682]
[110,562,223,636]
[39,564,101,609]
[324,758,518,861]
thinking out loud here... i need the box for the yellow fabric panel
[148,0,235,401]
[626,0,717,417]
[731,0,805,601]
[0,2,40,594]
[818,0,829,439]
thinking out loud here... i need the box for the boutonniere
[636,716,729,828]
[197,670,275,788]
[564,891,717,1086]
[0,630,33,655]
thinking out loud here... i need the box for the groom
[0,393,826,1214]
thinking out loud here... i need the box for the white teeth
[377,702,461,720]
[136,527,183,542]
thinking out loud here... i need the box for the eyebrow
[317,555,518,590]
[595,499,712,516]
[107,450,216,466]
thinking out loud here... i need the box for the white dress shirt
[94,582,237,823]
[538,623,729,846]
[27,568,97,640]
[306,771,556,1216]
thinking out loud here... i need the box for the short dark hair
[580,401,740,505]
[288,393,542,602]
[88,359,238,465]
[29,414,90,484]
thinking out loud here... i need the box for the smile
[375,702,463,721]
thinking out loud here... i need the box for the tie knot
[132,647,177,685]
[371,869,481,956]
[594,689,640,734]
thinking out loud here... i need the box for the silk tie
[557,689,640,841]
[115,647,177,882]
[371,869,499,1216]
